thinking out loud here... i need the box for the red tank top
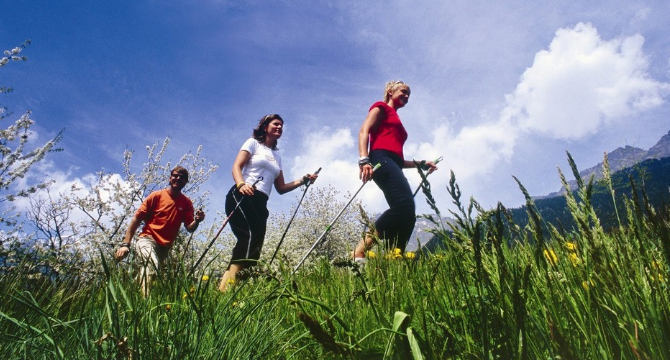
[369,101,407,159]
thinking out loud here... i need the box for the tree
[0,41,63,224]
[261,185,366,269]
[22,137,219,279]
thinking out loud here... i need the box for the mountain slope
[543,130,670,198]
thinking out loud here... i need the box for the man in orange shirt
[115,166,205,296]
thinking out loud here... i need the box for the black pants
[369,149,416,251]
[225,185,269,267]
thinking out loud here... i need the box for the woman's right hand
[238,183,255,196]
[359,163,374,183]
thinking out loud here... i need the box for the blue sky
[1,0,669,218]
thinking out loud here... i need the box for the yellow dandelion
[165,304,171,311]
[405,251,416,260]
[182,292,189,299]
[201,275,210,281]
[651,260,661,269]
[189,286,196,293]
[566,242,577,251]
[367,250,376,259]
[569,253,580,266]
[227,278,236,285]
[543,249,558,266]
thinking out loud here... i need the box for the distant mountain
[542,130,670,198]
[418,129,670,251]
[407,216,453,251]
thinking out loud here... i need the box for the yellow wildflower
[569,253,580,266]
[565,242,577,251]
[190,286,196,293]
[165,304,171,311]
[367,250,376,259]
[201,275,210,281]
[405,251,416,260]
[227,278,236,285]
[385,248,403,259]
[543,249,558,266]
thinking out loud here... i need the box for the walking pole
[269,167,322,266]
[293,162,384,273]
[412,156,443,197]
[179,207,201,274]
[189,177,262,277]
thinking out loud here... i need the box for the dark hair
[252,114,283,150]
[171,166,189,182]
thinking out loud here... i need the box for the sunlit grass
[1,153,669,359]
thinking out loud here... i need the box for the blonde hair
[383,80,409,102]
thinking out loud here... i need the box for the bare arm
[358,107,385,182]
[115,216,143,261]
[232,150,254,196]
[274,170,318,195]
[403,159,438,173]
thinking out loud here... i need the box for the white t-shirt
[240,138,282,196]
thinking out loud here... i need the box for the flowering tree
[0,41,63,223]
[261,185,367,270]
[0,41,64,273]
[21,137,219,279]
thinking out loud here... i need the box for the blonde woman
[354,80,438,263]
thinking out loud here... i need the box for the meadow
[1,156,669,359]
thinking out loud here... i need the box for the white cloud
[501,22,668,140]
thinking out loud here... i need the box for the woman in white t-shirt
[219,114,318,292]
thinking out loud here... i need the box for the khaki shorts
[134,236,170,277]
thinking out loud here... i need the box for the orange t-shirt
[136,189,195,247]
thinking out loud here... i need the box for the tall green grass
[1,154,669,359]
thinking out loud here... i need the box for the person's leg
[219,187,268,292]
[218,263,244,292]
[353,230,377,259]
[370,152,415,252]
[134,236,160,297]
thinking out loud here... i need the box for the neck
[386,99,399,110]
[264,138,277,148]
[168,187,182,196]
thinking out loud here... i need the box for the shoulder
[146,189,165,200]
[240,138,258,151]
[369,101,389,113]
